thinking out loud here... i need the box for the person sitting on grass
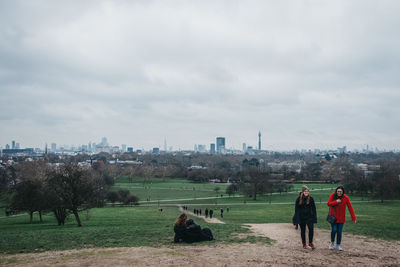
[173,213,214,243]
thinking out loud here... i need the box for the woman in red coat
[327,186,357,251]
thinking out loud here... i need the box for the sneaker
[309,243,315,249]
[329,242,334,250]
[302,243,307,249]
[336,245,343,251]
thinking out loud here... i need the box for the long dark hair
[174,213,188,227]
[333,186,345,200]
[299,191,310,205]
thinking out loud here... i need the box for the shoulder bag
[326,206,336,224]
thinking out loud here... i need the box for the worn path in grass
[178,205,225,224]
[2,223,399,266]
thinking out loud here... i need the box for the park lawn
[204,200,400,241]
[316,200,400,240]
[112,177,230,201]
[291,183,338,191]
[1,176,398,254]
[112,178,339,203]
[159,190,370,206]
[0,205,269,254]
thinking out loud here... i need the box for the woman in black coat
[294,186,317,249]
[173,214,214,243]
[174,213,188,243]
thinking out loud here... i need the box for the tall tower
[216,137,225,154]
[258,131,261,151]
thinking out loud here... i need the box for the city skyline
[1,134,395,153]
[1,1,400,151]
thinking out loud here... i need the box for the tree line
[0,161,139,226]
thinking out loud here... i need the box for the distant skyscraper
[198,145,206,153]
[258,131,261,151]
[127,147,133,152]
[101,137,108,146]
[216,137,225,154]
[164,138,167,152]
[121,144,127,152]
[152,147,160,154]
[210,143,216,154]
[51,143,57,152]
[15,143,20,149]
[12,140,15,149]
[243,143,247,152]
[194,144,198,152]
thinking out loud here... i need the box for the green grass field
[112,177,230,201]
[0,206,268,254]
[0,178,399,254]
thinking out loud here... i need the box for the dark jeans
[300,222,314,244]
[331,223,344,245]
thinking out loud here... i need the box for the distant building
[2,148,34,155]
[96,145,110,153]
[101,137,108,146]
[121,144,127,152]
[136,149,143,154]
[210,143,216,154]
[127,147,133,152]
[5,144,10,149]
[15,143,20,149]
[51,143,57,152]
[243,143,247,152]
[258,131,261,151]
[152,147,160,154]
[198,144,206,153]
[12,140,15,149]
[216,137,225,154]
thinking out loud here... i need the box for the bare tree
[240,166,271,200]
[46,163,105,227]
[9,162,48,223]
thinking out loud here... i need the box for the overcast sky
[1,0,400,151]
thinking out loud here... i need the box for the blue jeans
[331,223,344,245]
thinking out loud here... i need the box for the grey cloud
[1,0,400,150]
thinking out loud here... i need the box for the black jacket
[294,196,317,224]
[174,219,213,243]
[174,225,186,243]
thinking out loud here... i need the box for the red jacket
[327,193,356,223]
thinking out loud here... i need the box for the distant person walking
[209,209,213,218]
[205,208,209,218]
[327,186,356,251]
[294,185,317,249]
[220,208,224,218]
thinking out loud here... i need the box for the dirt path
[1,223,399,266]
[178,205,225,224]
